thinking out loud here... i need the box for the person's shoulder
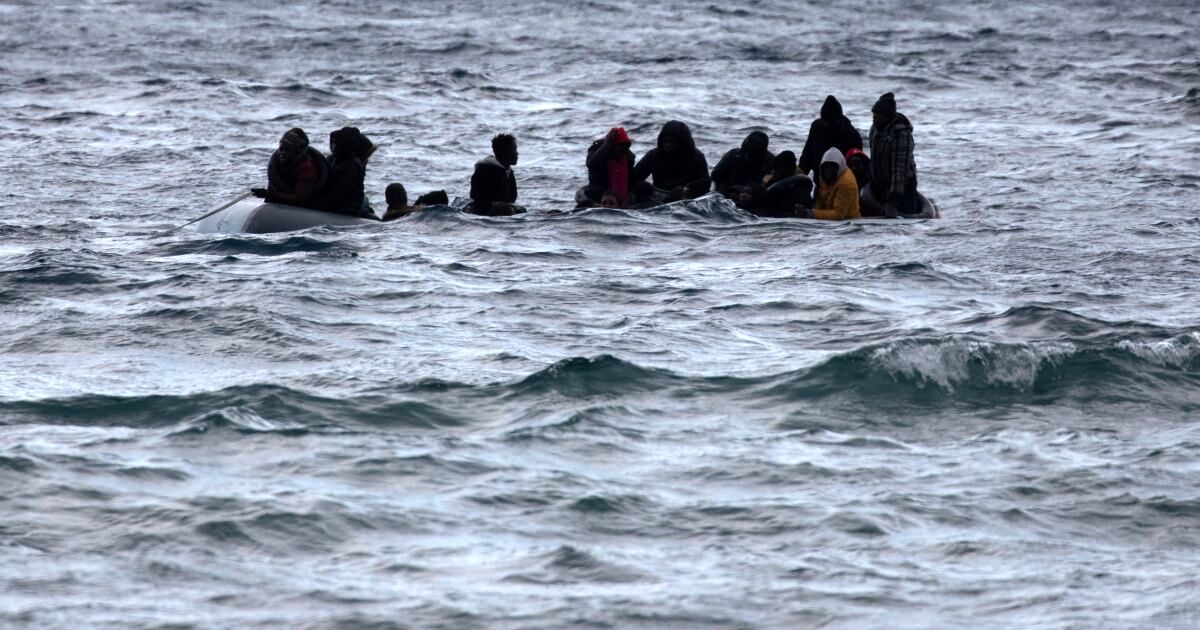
[475,156,503,169]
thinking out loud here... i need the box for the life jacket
[267,146,329,195]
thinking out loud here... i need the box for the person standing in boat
[633,120,711,202]
[469,133,521,216]
[798,95,863,177]
[578,127,636,208]
[311,127,377,218]
[868,92,919,217]
[250,127,328,208]
[710,130,774,197]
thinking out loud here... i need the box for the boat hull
[195,201,377,234]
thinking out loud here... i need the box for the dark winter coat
[798,96,863,175]
[584,139,636,202]
[469,156,518,215]
[868,113,917,201]
[312,127,373,217]
[633,120,710,196]
[710,131,774,194]
[267,146,328,207]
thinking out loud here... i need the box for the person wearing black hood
[633,120,710,202]
[798,95,863,176]
[868,92,919,217]
[312,126,376,218]
[710,131,774,196]
[469,133,521,216]
[251,127,328,208]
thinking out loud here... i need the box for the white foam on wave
[1118,332,1200,369]
[871,338,1077,390]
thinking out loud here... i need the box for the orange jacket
[812,148,861,221]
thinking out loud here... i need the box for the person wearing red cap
[844,148,883,217]
[579,127,636,207]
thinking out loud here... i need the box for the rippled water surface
[2,1,1199,628]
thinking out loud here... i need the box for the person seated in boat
[710,131,774,197]
[578,127,635,208]
[250,127,328,208]
[469,133,522,216]
[844,149,883,217]
[799,95,863,177]
[311,126,377,218]
[598,190,623,209]
[381,183,450,221]
[628,180,658,209]
[761,151,813,217]
[869,92,919,217]
[633,120,710,202]
[733,183,767,213]
[810,148,861,221]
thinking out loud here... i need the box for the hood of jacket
[740,131,769,164]
[330,126,375,162]
[821,147,847,178]
[820,95,843,122]
[658,120,697,154]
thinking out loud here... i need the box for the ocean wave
[157,234,358,257]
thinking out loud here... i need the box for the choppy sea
[2,1,1199,628]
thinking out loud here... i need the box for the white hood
[820,147,847,177]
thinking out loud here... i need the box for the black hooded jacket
[584,138,636,201]
[710,131,774,194]
[469,155,518,215]
[799,96,863,175]
[313,127,374,217]
[633,121,710,196]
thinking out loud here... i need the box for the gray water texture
[2,1,1200,628]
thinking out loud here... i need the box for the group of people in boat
[253,91,922,221]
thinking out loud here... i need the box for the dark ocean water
[2,1,1199,628]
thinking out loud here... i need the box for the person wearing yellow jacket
[811,147,861,221]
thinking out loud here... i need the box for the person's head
[820,95,844,126]
[492,133,518,166]
[600,190,621,208]
[277,127,308,165]
[609,126,632,148]
[741,130,770,165]
[736,184,765,210]
[820,148,846,185]
[385,183,407,209]
[772,150,797,182]
[845,148,870,185]
[872,92,897,129]
[657,120,695,156]
[329,126,365,160]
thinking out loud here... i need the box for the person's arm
[585,137,612,169]
[890,128,913,202]
[633,150,656,183]
[798,121,820,174]
[507,169,518,203]
[684,151,711,197]
[470,163,499,213]
[710,149,736,193]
